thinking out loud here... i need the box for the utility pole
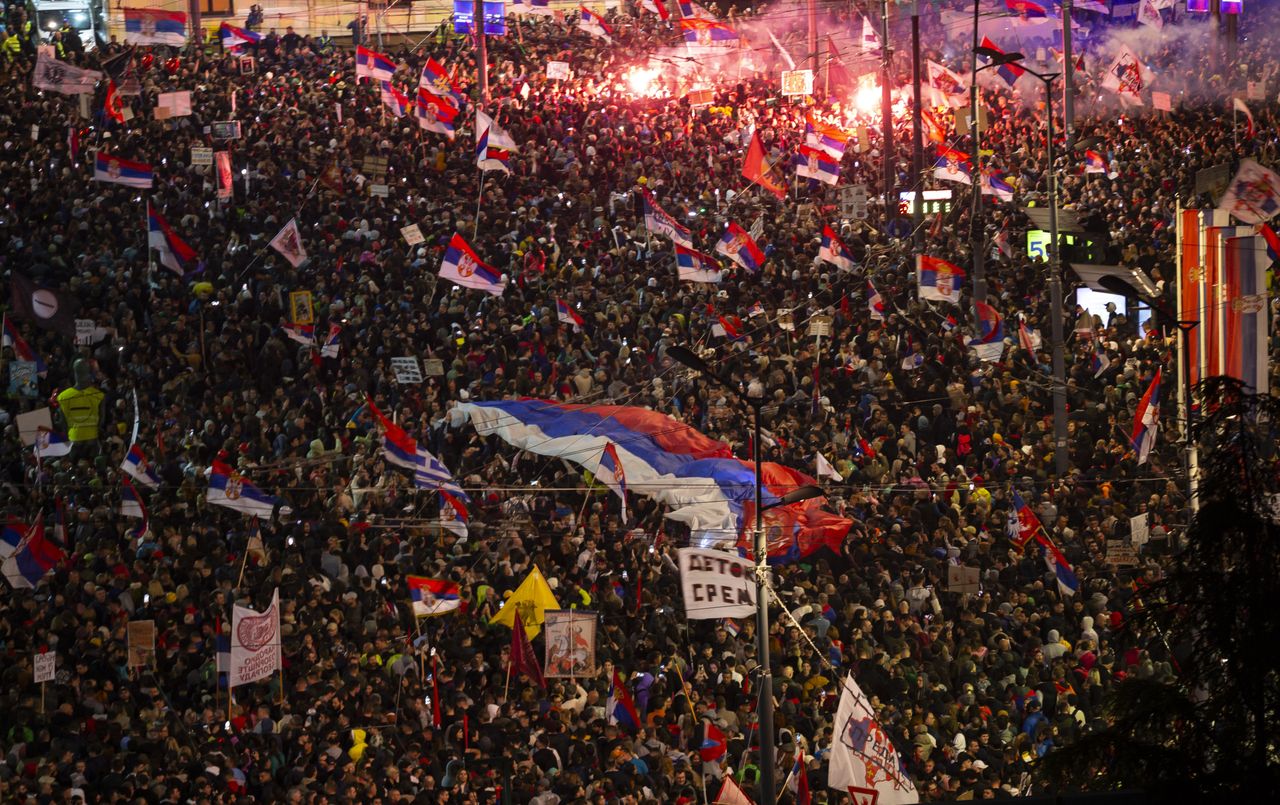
[1062,0,1075,140]
[968,0,986,314]
[911,1,923,248]
[474,0,489,102]
[881,0,894,206]
[808,0,819,77]
[1044,75,1070,477]
[188,0,202,53]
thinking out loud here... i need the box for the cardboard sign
[946,565,981,594]
[841,184,868,220]
[423,358,445,376]
[239,56,256,75]
[1130,513,1150,547]
[401,224,425,245]
[15,408,54,446]
[127,620,156,668]
[191,146,214,166]
[1106,540,1139,568]
[156,91,193,118]
[546,60,571,80]
[781,69,814,97]
[75,319,97,346]
[34,652,56,683]
[1151,91,1172,112]
[288,291,314,325]
[369,184,390,198]
[677,547,757,619]
[391,357,423,384]
[686,89,716,107]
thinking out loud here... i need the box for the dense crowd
[1,0,1278,802]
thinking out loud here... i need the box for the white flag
[1218,158,1280,224]
[475,109,519,152]
[230,589,281,688]
[269,218,308,268]
[33,53,103,95]
[1137,0,1163,29]
[861,16,881,52]
[816,452,844,482]
[1101,45,1152,106]
[828,674,920,804]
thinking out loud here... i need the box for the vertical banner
[127,619,157,668]
[215,151,233,199]
[827,674,919,804]
[1223,235,1269,392]
[676,547,757,620]
[230,589,281,688]
[544,610,597,678]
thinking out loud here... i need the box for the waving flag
[598,443,629,522]
[356,46,397,82]
[716,222,765,273]
[1006,0,1047,15]
[218,22,261,48]
[860,15,881,51]
[416,88,459,139]
[2,316,46,376]
[379,81,409,117]
[34,429,72,459]
[1010,490,1046,550]
[699,721,727,762]
[608,670,641,731]
[980,36,1024,85]
[794,144,841,185]
[1131,369,1161,465]
[208,461,291,518]
[641,0,670,20]
[440,233,505,296]
[785,746,812,805]
[917,255,966,304]
[815,452,843,482]
[415,448,469,502]
[933,147,972,184]
[367,397,421,470]
[1018,320,1040,355]
[1137,0,1163,29]
[676,245,724,283]
[819,225,856,271]
[268,218,308,268]
[678,0,716,18]
[578,6,613,41]
[282,322,316,346]
[641,189,693,247]
[147,203,197,276]
[1084,149,1109,174]
[120,477,148,519]
[981,171,1015,202]
[0,518,27,560]
[2,515,64,590]
[509,613,547,689]
[1258,223,1280,264]
[743,131,787,200]
[121,444,162,489]
[1042,539,1079,596]
[681,18,737,46]
[867,280,885,321]
[974,301,1004,344]
[1233,97,1255,140]
[419,57,463,108]
[803,114,850,160]
[475,126,511,173]
[476,108,519,151]
[1091,340,1112,378]
[33,53,102,94]
[407,576,461,616]
[1218,159,1280,224]
[556,299,586,331]
[828,675,919,803]
[124,8,187,46]
[921,107,945,144]
[712,314,747,343]
[319,324,341,358]
[94,153,152,188]
[1101,45,1152,106]
[926,60,970,108]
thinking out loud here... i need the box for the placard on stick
[127,620,157,668]
[34,651,56,683]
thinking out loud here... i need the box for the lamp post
[667,345,824,805]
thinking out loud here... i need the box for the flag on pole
[2,316,47,376]
[675,245,724,283]
[803,114,850,160]
[816,452,843,482]
[490,566,561,638]
[607,670,641,731]
[121,444,161,488]
[229,589,281,687]
[0,518,27,560]
[917,255,966,304]
[416,89,459,139]
[147,203,197,276]
[123,8,188,46]
[1101,45,1152,106]
[268,218,308,267]
[784,746,812,805]
[510,614,547,689]
[34,428,72,459]
[743,131,787,200]
[439,233,506,296]
[1010,489,1046,550]
[827,674,919,803]
[282,322,316,346]
[867,280,885,321]
[94,152,152,188]
[641,189,693,247]
[715,222,766,273]
[578,6,613,40]
[208,461,291,518]
[32,53,103,94]
[699,721,727,762]
[379,81,409,117]
[820,225,856,271]
[355,46,397,82]
[980,36,1024,85]
[1131,369,1162,465]
[556,299,585,331]
[1084,149,1109,174]
[1232,96,1255,139]
[419,57,463,108]
[407,576,461,616]
[794,144,841,185]
[1041,538,1080,596]
[640,0,670,20]
[597,443,629,523]
[2,515,64,590]
[1218,159,1280,224]
[218,22,261,48]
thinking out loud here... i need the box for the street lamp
[667,345,825,805]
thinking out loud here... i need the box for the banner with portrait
[544,609,596,678]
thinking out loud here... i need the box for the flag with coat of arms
[439,233,506,296]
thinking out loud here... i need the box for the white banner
[230,589,281,688]
[828,674,920,804]
[34,651,56,683]
[33,53,103,95]
[677,547,756,620]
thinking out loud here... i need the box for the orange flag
[743,131,787,200]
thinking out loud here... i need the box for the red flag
[431,655,443,727]
[104,80,125,124]
[743,131,787,200]
[510,614,546,689]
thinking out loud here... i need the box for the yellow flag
[489,565,561,639]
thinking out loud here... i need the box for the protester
[0,1,1276,803]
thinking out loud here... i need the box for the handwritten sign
[781,69,814,97]
[401,224,425,245]
[191,146,213,166]
[546,61,571,80]
[34,652,56,683]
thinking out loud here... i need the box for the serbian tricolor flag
[282,322,316,346]
[607,670,641,731]
[120,477,148,519]
[355,46,397,82]
[121,443,161,489]
[867,280,885,321]
[917,255,966,304]
[407,576,461,616]
[1018,320,1039,355]
[217,22,261,48]
[416,89,459,139]
[921,107,945,144]
[207,461,291,518]
[556,299,586,331]
[676,245,724,283]
[1006,0,1047,16]
[794,144,841,185]
[713,314,747,343]
[980,36,1024,85]
[147,202,197,276]
[367,396,421,471]
[1084,149,1109,175]
[1233,96,1255,139]
[379,81,409,117]
[715,221,766,273]
[1258,223,1280,264]
[578,6,613,40]
[2,316,47,376]
[785,747,811,804]
[1130,369,1161,465]
[1041,538,1080,597]
[819,225,856,271]
[641,0,670,20]
[803,114,851,160]
[419,57,463,108]
[124,8,187,46]
[681,17,738,45]
[743,131,787,200]
[598,442,629,522]
[94,152,153,188]
[440,233,505,296]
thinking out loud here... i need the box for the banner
[677,547,757,620]
[544,609,597,678]
[33,53,103,95]
[230,589,281,687]
[33,651,56,683]
[828,674,920,804]
[127,619,156,668]
[215,151,233,199]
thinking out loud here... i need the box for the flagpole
[672,660,710,805]
[473,169,486,240]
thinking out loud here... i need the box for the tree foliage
[1037,377,1280,799]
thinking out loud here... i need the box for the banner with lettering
[677,547,757,620]
[230,588,280,687]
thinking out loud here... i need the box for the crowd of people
[1,0,1278,802]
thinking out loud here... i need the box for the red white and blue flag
[320,324,342,359]
[1006,0,1048,16]
[124,8,187,46]
[407,576,461,616]
[933,147,972,185]
[981,171,1016,202]
[794,144,841,185]
[713,314,747,343]
[1084,149,1109,175]
[419,57,463,108]
[556,299,586,331]
[640,0,670,20]
[121,443,161,489]
[513,0,553,14]
[974,301,1005,344]
[440,233,506,296]
[2,316,46,376]
[607,670,641,731]
[147,203,197,276]
[699,721,727,762]
[917,255,966,304]
[94,153,153,188]
[867,280,885,321]
[676,245,724,283]
[120,477,148,520]
[1,515,64,590]
[355,46,397,82]
[980,36,1024,85]
[1130,369,1161,465]
[208,460,291,518]
[379,81,409,117]
[475,125,512,173]
[0,518,26,560]
[34,428,72,459]
[416,88,459,139]
[598,442,629,522]
[218,22,260,48]
[641,189,693,247]
[715,222,765,273]
[282,322,316,346]
[578,6,613,40]
[368,397,421,471]
[819,225,856,271]
[785,747,811,804]
[1222,236,1269,393]
[681,18,737,45]
[803,114,850,160]
[1041,539,1079,597]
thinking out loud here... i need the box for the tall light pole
[976,47,1069,474]
[667,346,824,805]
